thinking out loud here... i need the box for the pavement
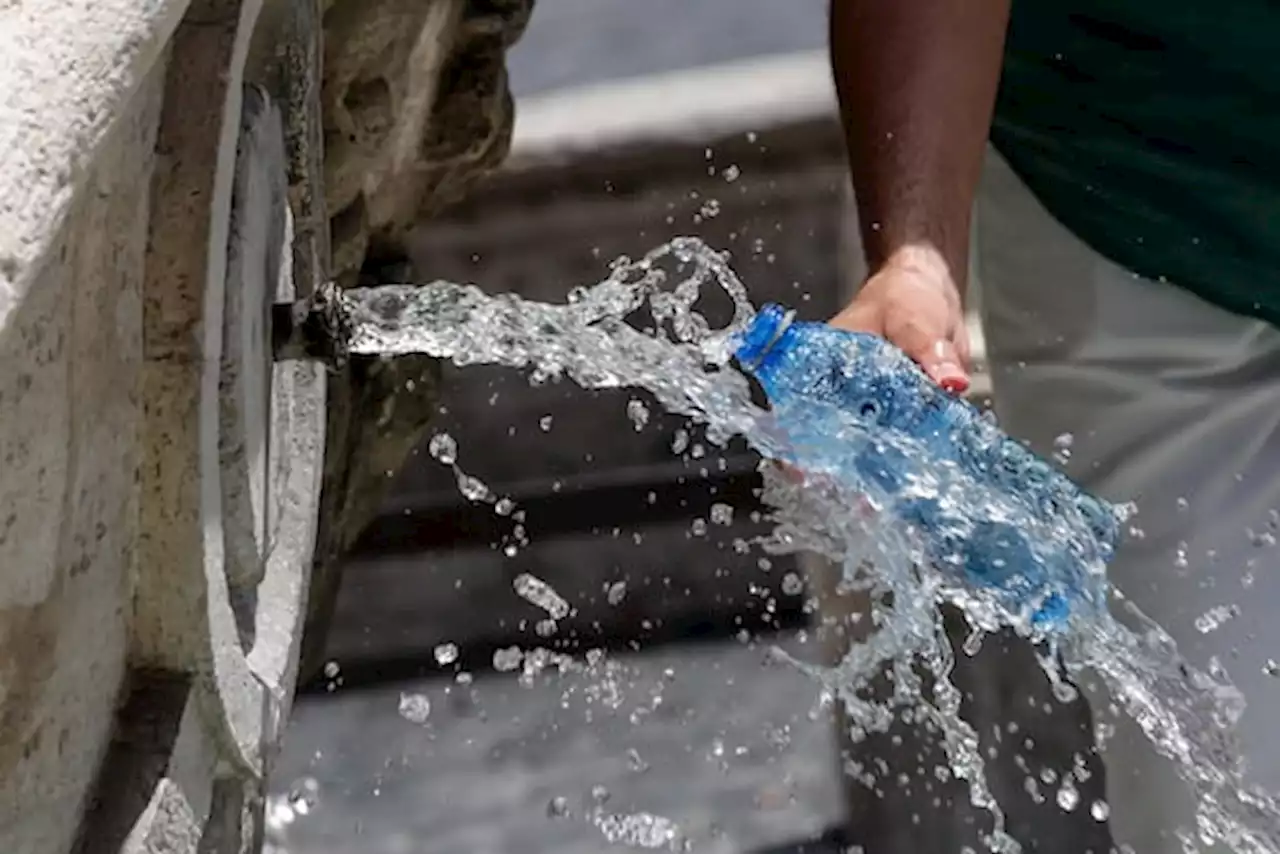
[506,0,827,98]
[268,635,849,854]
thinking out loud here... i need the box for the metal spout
[272,281,352,369]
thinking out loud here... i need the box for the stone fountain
[0,1,530,851]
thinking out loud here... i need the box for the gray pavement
[507,0,827,97]
[269,636,846,854]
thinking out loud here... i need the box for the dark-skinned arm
[829,0,1010,298]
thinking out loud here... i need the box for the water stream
[340,237,1280,853]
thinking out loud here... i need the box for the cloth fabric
[977,148,1280,853]
[991,0,1280,329]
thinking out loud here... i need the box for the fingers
[911,330,967,394]
[888,317,971,395]
[828,278,972,395]
[948,323,974,395]
[932,341,970,395]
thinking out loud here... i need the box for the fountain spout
[272,280,354,369]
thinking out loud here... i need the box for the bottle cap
[734,303,795,369]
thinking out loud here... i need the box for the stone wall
[0,9,179,852]
[0,0,530,850]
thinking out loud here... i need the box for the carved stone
[301,0,533,680]
[1,0,536,843]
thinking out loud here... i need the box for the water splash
[341,236,1280,853]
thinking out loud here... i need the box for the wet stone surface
[269,636,848,854]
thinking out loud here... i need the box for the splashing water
[340,236,1280,853]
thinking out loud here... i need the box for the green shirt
[991,1,1280,326]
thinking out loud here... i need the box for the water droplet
[671,429,689,454]
[539,414,553,431]
[781,572,804,596]
[606,580,627,606]
[495,497,516,516]
[1090,799,1110,821]
[594,811,679,849]
[514,573,571,619]
[434,642,459,665]
[710,502,734,526]
[626,398,650,430]
[493,646,524,672]
[456,472,491,502]
[397,692,431,724]
[546,795,571,818]
[322,660,340,679]
[428,432,457,464]
[626,747,650,773]
[962,628,984,657]
[722,164,741,182]
[1194,604,1240,634]
[690,518,707,536]
[1056,778,1080,812]
[287,777,320,817]
[590,784,612,805]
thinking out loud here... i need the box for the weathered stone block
[303,0,534,680]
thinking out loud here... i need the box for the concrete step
[272,635,845,854]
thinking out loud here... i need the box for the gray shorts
[978,150,1280,854]
[813,148,1280,853]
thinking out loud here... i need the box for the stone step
[273,635,845,854]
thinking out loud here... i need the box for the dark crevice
[73,670,193,854]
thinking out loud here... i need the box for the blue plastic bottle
[734,304,1120,630]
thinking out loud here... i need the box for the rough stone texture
[301,0,534,680]
[0,4,207,850]
[0,1,329,851]
[0,0,539,844]
[321,0,533,286]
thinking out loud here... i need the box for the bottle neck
[734,303,795,369]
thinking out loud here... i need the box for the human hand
[828,248,971,394]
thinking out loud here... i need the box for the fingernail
[934,362,969,394]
